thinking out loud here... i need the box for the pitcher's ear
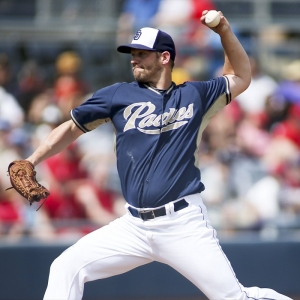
[160,51,171,65]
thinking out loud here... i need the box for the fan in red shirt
[41,142,125,236]
[272,103,300,149]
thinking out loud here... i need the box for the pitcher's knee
[45,246,86,300]
[49,246,80,276]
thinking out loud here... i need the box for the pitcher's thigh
[56,217,152,278]
[44,217,152,300]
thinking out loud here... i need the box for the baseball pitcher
[8,10,293,300]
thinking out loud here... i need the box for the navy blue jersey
[71,77,230,208]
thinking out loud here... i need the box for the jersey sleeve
[70,83,121,132]
[190,76,231,114]
[188,76,231,133]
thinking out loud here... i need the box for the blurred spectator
[0,126,32,189]
[27,91,57,125]
[0,185,55,241]
[218,112,278,231]
[7,127,32,158]
[153,0,193,43]
[265,59,300,129]
[200,99,242,158]
[171,67,192,85]
[27,90,64,150]
[220,171,281,232]
[116,0,162,45]
[235,112,271,158]
[199,100,242,225]
[200,100,275,231]
[39,140,124,239]
[40,143,87,217]
[17,60,47,117]
[235,56,278,115]
[76,119,126,220]
[0,54,25,128]
[262,128,299,176]
[225,134,269,203]
[222,155,300,233]
[268,60,300,148]
[278,156,300,216]
[0,119,11,152]
[74,158,126,226]
[0,126,55,241]
[0,185,23,239]
[277,59,300,104]
[0,87,24,128]
[0,52,19,98]
[54,50,89,121]
[271,103,300,149]
[184,0,217,45]
[32,103,64,147]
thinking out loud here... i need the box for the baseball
[205,10,221,27]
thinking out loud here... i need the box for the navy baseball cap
[117,27,176,61]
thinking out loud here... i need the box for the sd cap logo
[133,30,142,40]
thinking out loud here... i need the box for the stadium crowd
[0,0,300,242]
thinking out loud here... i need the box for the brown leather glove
[6,160,50,205]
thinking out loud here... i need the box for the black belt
[128,199,189,221]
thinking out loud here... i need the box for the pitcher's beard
[133,69,147,82]
[133,63,162,84]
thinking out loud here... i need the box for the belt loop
[126,204,134,217]
[165,202,174,216]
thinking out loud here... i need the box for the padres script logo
[123,102,194,134]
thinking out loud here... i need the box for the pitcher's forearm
[200,11,251,98]
[27,120,84,166]
[221,29,251,84]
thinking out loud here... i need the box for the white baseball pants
[44,193,292,300]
